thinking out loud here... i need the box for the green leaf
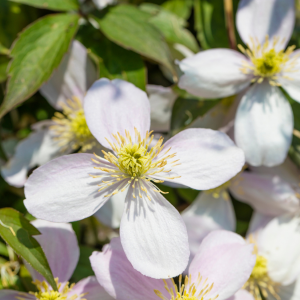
[0,208,57,290]
[194,0,230,49]
[0,241,9,257]
[0,13,79,119]
[0,43,10,55]
[170,93,219,135]
[0,56,9,83]
[93,5,176,77]
[177,188,199,203]
[141,4,199,53]
[9,0,79,11]
[72,245,95,282]
[162,0,193,20]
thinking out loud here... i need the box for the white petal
[257,214,300,285]
[234,81,293,166]
[247,212,273,236]
[40,40,97,110]
[1,128,62,188]
[24,153,119,222]
[92,0,115,10]
[152,128,245,190]
[278,49,300,102]
[226,290,255,300]
[120,182,189,279]
[147,85,177,132]
[274,278,300,300]
[90,238,170,300]
[229,171,299,216]
[236,0,295,50]
[189,230,256,300]
[178,49,252,98]
[28,220,79,283]
[84,79,150,149]
[94,191,125,229]
[182,191,235,263]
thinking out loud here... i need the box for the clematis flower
[1,40,98,188]
[182,158,300,264]
[244,213,300,300]
[0,219,113,300]
[90,231,256,300]
[178,0,297,167]
[24,78,245,278]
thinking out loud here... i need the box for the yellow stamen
[154,273,218,300]
[50,96,96,152]
[239,35,299,86]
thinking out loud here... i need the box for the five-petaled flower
[24,78,245,279]
[178,0,298,167]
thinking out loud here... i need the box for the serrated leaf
[141,4,199,53]
[10,0,79,11]
[0,208,57,290]
[93,5,176,77]
[0,56,9,83]
[0,13,79,119]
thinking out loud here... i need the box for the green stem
[224,0,237,50]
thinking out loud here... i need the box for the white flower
[177,0,297,167]
[24,78,245,279]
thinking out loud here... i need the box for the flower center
[154,274,218,300]
[90,128,181,199]
[238,35,298,86]
[21,278,87,300]
[51,97,95,152]
[244,238,280,300]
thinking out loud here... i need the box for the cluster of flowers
[1,0,300,300]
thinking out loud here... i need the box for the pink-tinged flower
[245,213,300,300]
[182,158,300,265]
[178,0,297,167]
[0,219,113,300]
[24,78,245,279]
[90,231,255,300]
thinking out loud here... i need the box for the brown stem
[224,0,237,50]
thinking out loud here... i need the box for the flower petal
[120,182,189,279]
[147,85,177,133]
[84,79,150,149]
[24,153,117,222]
[69,276,114,300]
[90,238,170,300]
[229,171,299,216]
[189,230,256,300]
[178,49,252,98]
[234,81,293,167]
[94,192,125,229]
[182,191,236,263]
[40,40,97,110]
[0,291,34,300]
[257,214,300,285]
[247,212,273,235]
[1,128,62,188]
[26,219,79,283]
[278,49,300,102]
[153,128,245,190]
[236,0,295,50]
[275,279,300,300]
[226,290,255,300]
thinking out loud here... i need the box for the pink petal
[0,291,34,300]
[84,79,150,150]
[237,0,295,50]
[120,183,189,279]
[27,220,79,283]
[90,238,171,300]
[24,153,114,222]
[69,276,114,300]
[229,171,299,216]
[178,49,252,98]
[226,290,254,300]
[152,128,245,190]
[189,230,256,300]
[40,40,97,110]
